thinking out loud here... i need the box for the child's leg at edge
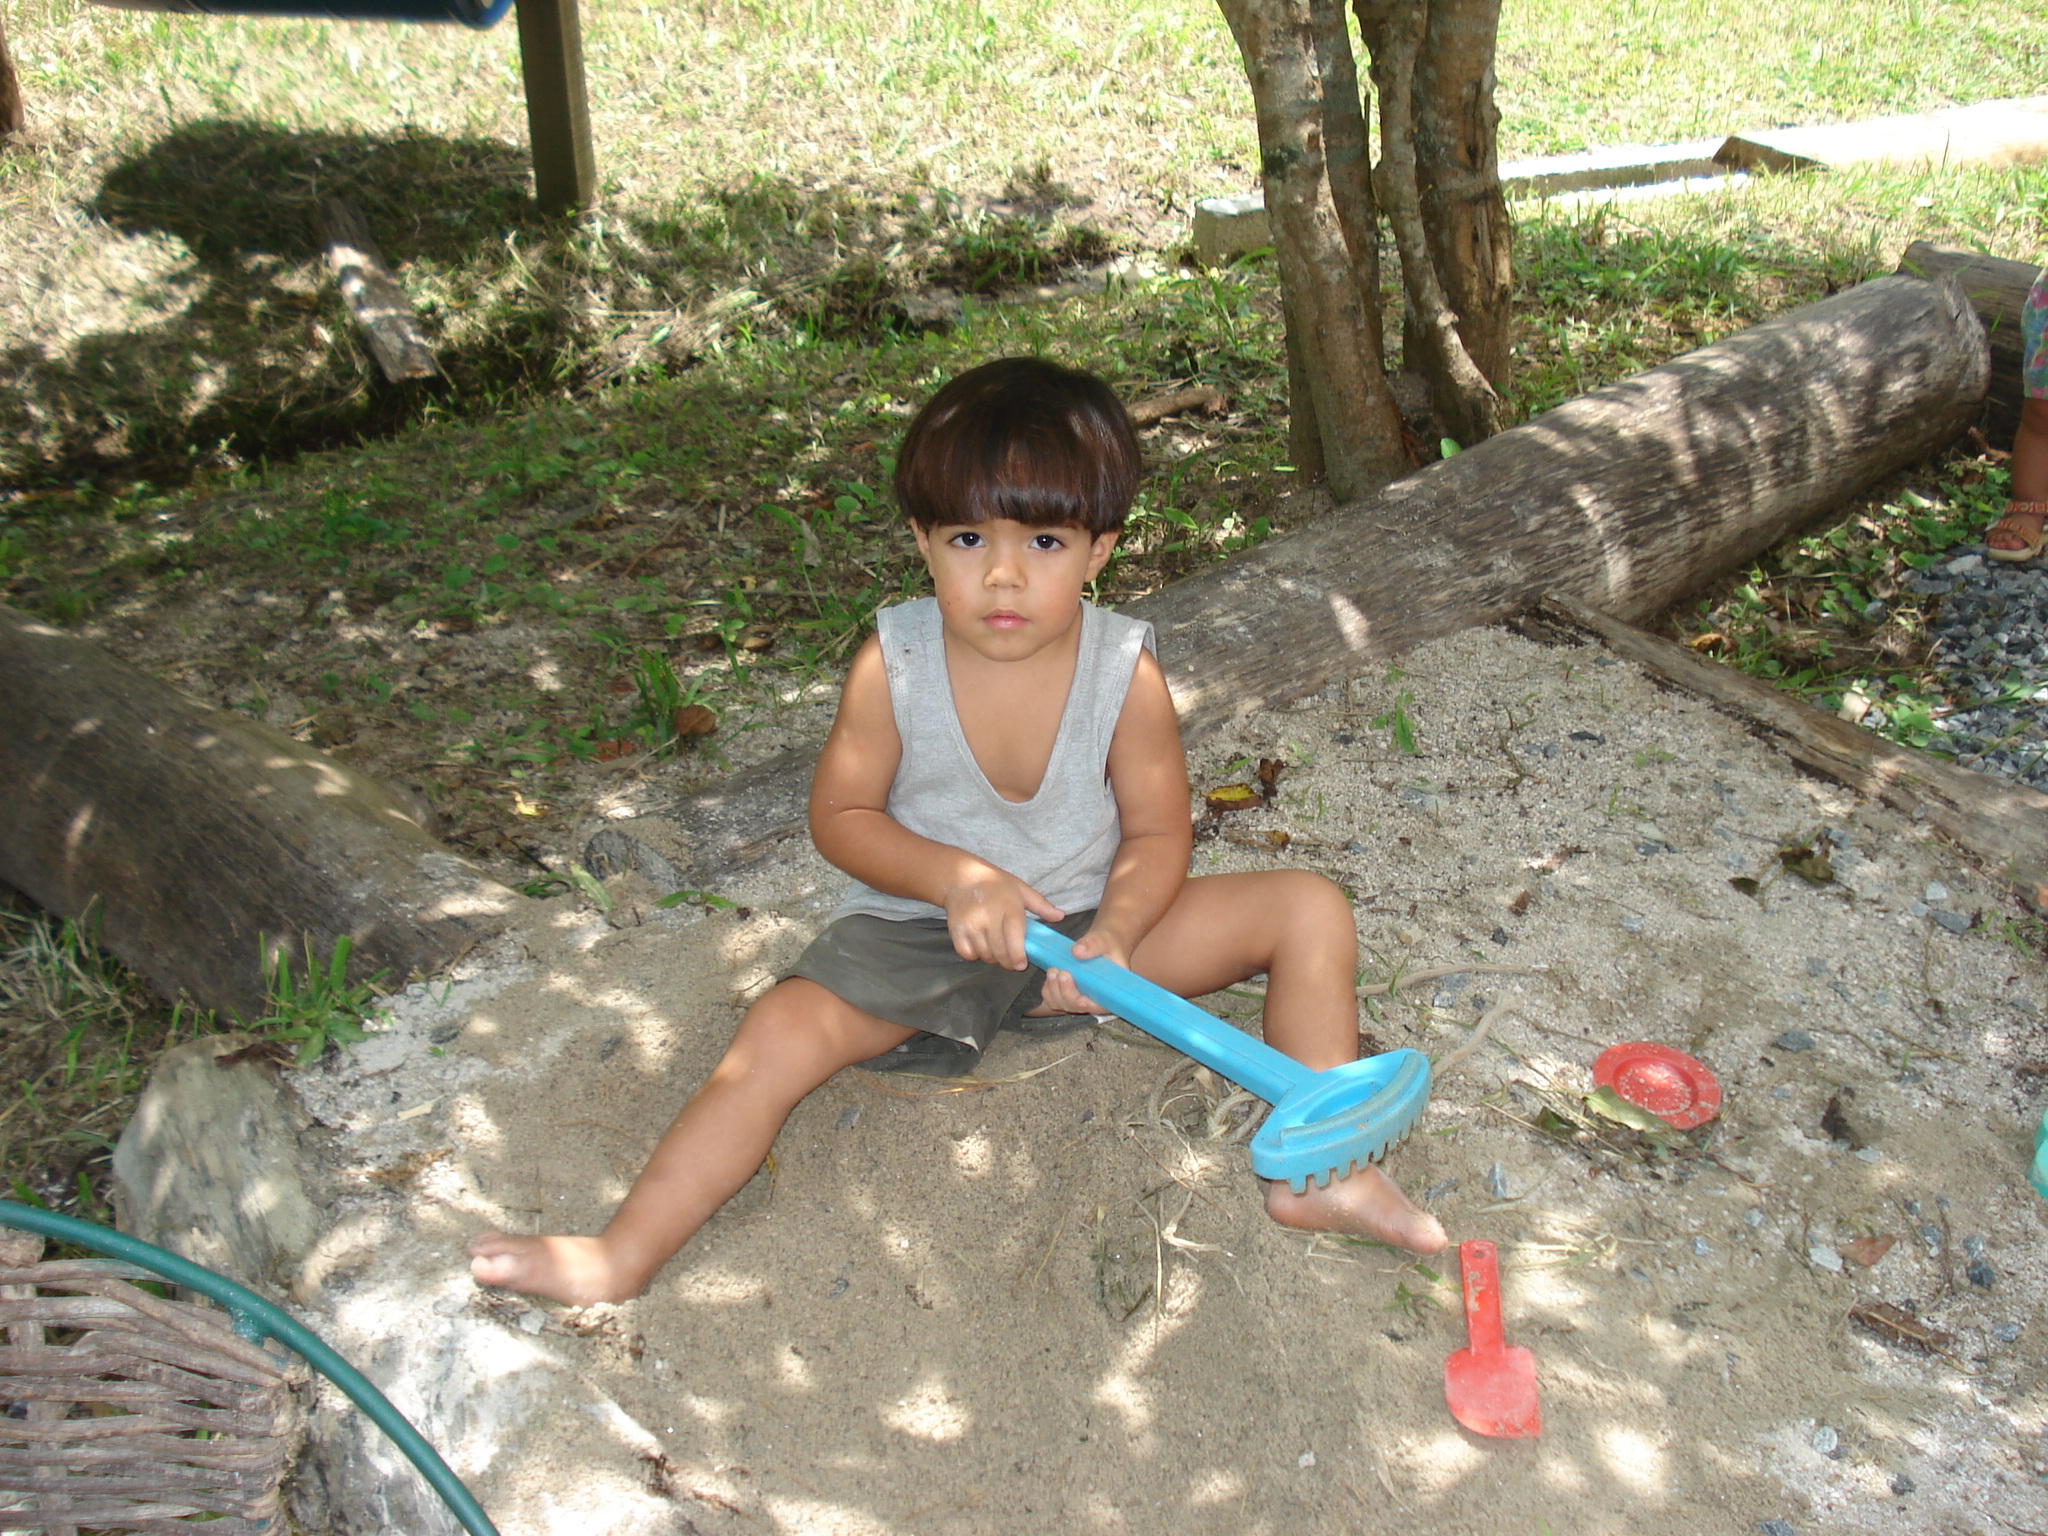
[468,978,914,1305]
[1125,870,1447,1255]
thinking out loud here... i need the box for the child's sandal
[1987,499,2048,563]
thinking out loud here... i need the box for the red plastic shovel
[1443,1239,1540,1438]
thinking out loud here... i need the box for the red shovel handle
[1459,1240,1505,1354]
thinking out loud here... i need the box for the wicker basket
[0,1230,304,1535]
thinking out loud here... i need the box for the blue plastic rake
[1022,918,1431,1193]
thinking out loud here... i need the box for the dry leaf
[1256,757,1287,798]
[1507,889,1531,917]
[1225,830,1291,852]
[1840,1235,1897,1269]
[673,703,718,738]
[1848,1301,1952,1353]
[1778,842,1834,885]
[1205,784,1263,813]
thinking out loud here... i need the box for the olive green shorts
[785,909,1097,1075]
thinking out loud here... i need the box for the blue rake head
[1249,1047,1431,1193]
[1020,919,1431,1193]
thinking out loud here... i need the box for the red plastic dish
[1592,1042,1721,1130]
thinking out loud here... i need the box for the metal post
[514,0,595,214]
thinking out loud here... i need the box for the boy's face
[913,518,1118,664]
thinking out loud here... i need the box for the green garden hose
[0,1199,498,1536]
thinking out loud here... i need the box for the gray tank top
[831,596,1157,923]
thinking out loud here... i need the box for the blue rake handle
[1022,918,1430,1192]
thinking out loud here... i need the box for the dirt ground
[233,616,2048,1536]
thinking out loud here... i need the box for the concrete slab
[1717,94,2048,174]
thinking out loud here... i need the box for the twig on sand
[1362,963,1537,998]
[1228,961,1538,1000]
[858,1052,1080,1097]
[1125,1128,1233,1218]
[1517,1016,1607,1049]
[1433,996,1515,1079]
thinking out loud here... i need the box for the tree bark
[0,607,528,1018]
[604,274,1986,889]
[0,7,24,140]
[1216,0,1410,498]
[1539,596,2048,910]
[1896,241,2039,444]
[1356,0,1505,447]
[1411,0,1511,411]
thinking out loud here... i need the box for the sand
[270,620,2047,1535]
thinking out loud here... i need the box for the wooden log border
[0,607,526,1019]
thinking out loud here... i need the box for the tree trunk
[597,274,1986,891]
[1357,0,1505,448]
[1410,0,1511,420]
[1897,241,2040,444]
[1216,0,1411,498]
[0,7,24,140]
[0,607,528,1018]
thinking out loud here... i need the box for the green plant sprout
[1373,691,1420,755]
[653,888,740,912]
[245,936,386,1066]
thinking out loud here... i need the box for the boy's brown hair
[893,357,1140,536]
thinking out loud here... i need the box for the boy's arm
[1064,647,1192,972]
[810,635,1066,970]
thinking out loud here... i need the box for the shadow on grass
[4,120,1119,496]
[1,121,546,489]
[89,119,540,266]
[0,119,722,490]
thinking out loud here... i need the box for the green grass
[0,903,213,1223]
[1499,0,2048,152]
[1681,458,2018,754]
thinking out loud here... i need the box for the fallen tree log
[0,606,527,1018]
[1896,241,2038,443]
[1537,596,2048,910]
[607,272,1988,885]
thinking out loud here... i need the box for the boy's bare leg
[468,979,914,1305]
[1125,871,1448,1255]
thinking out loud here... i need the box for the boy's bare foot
[467,1231,649,1306]
[1264,1164,1448,1254]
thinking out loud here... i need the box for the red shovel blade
[1443,1239,1541,1438]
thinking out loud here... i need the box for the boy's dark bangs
[947,428,1127,530]
[895,358,1139,534]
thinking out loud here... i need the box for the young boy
[469,357,1446,1306]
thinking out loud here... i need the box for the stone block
[1191,193,1270,267]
